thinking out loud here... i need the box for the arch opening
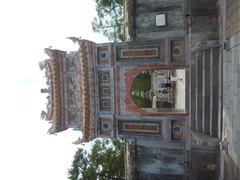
[131,69,186,113]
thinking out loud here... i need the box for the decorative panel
[98,46,110,65]
[119,120,161,136]
[116,43,164,62]
[171,120,183,141]
[100,99,111,111]
[67,76,77,106]
[68,110,78,124]
[121,48,158,58]
[66,58,77,74]
[98,70,111,112]
[123,123,159,133]
[100,71,110,83]
[100,86,110,96]
[99,117,112,136]
[170,40,184,62]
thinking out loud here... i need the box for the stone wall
[224,152,240,180]
[225,0,240,38]
[187,0,219,45]
[219,0,240,179]
[134,0,185,40]
[188,147,218,180]
[125,139,136,180]
[221,32,240,179]
[135,139,185,180]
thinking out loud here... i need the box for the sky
[0,0,108,179]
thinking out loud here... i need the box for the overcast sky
[0,0,108,179]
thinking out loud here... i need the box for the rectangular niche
[171,40,184,62]
[171,120,183,141]
[119,121,161,136]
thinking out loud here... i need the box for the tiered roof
[40,38,97,142]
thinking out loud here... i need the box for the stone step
[190,41,220,137]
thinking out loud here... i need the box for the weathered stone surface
[135,140,185,180]
[191,131,219,147]
[134,0,184,40]
[222,31,240,178]
[189,147,218,180]
[190,41,220,139]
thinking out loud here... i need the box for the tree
[68,138,125,180]
[92,0,124,41]
[131,71,152,108]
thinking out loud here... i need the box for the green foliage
[92,0,124,41]
[68,149,88,180]
[131,72,151,92]
[131,71,152,108]
[68,138,124,180]
[132,95,152,108]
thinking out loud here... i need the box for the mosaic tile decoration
[116,43,165,62]
[118,120,161,136]
[171,40,184,62]
[121,48,158,58]
[100,99,111,111]
[99,117,112,136]
[100,71,110,83]
[100,86,110,96]
[98,46,110,65]
[171,120,183,140]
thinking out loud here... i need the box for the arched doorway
[131,69,186,113]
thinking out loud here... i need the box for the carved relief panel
[66,53,78,74]
[99,117,112,137]
[68,76,77,106]
[99,71,111,111]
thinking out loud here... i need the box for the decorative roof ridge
[44,48,66,58]
[41,38,97,138]
[41,49,68,133]
[67,37,96,142]
[79,40,90,142]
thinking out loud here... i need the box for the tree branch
[96,172,124,180]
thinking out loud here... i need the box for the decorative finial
[39,61,44,70]
[41,88,49,93]
[40,111,47,120]
[67,36,82,44]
